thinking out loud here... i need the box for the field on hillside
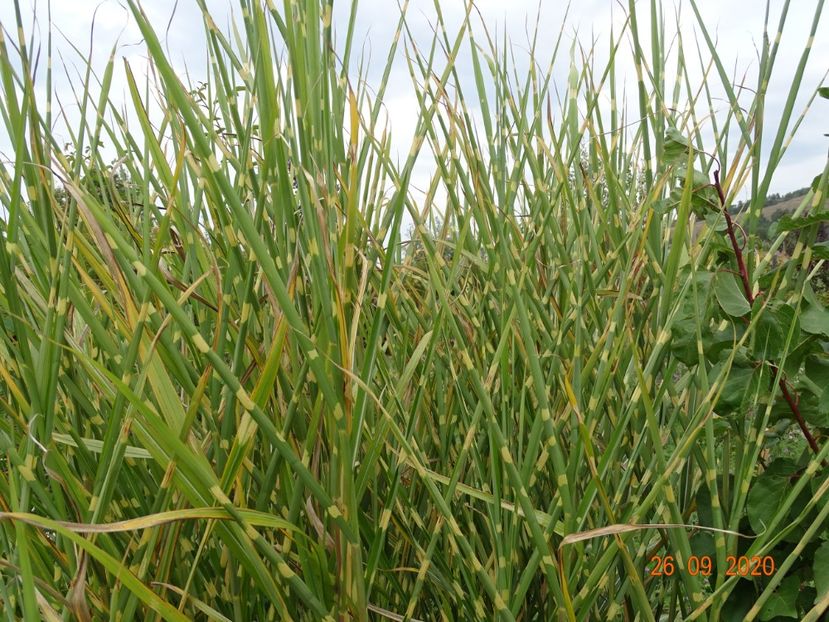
[1,1,829,620]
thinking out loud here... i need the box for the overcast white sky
[1,0,827,197]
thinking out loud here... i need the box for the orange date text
[648,555,775,577]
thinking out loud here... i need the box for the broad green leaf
[722,580,757,620]
[752,303,785,360]
[663,127,692,164]
[770,212,829,235]
[759,575,800,620]
[713,363,766,415]
[820,385,829,416]
[715,272,751,317]
[805,355,829,386]
[812,240,829,260]
[775,304,800,348]
[746,471,788,534]
[801,393,829,428]
[814,541,829,602]
[703,211,728,231]
[674,166,710,188]
[695,485,714,527]
[801,304,829,337]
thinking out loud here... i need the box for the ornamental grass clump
[1,0,828,620]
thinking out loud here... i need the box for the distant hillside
[691,187,828,239]
[729,187,813,216]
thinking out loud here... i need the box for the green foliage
[714,272,751,317]
[0,0,828,620]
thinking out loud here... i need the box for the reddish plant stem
[714,171,754,305]
[769,363,821,454]
[714,169,821,456]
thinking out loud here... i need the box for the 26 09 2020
[649,555,776,577]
